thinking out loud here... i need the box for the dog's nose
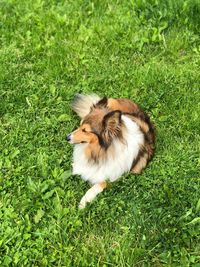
[66,134,71,142]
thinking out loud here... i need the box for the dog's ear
[103,110,121,131]
[95,97,108,109]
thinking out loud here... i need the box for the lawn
[0,0,200,266]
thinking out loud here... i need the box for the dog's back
[107,98,155,173]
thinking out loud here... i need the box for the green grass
[0,0,200,266]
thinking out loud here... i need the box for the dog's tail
[71,94,101,118]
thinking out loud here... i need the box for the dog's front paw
[79,196,87,209]
[78,184,104,209]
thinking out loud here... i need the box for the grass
[0,0,200,266]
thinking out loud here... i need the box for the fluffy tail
[71,94,101,118]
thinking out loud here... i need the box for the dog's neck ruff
[72,115,144,184]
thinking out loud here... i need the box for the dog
[67,94,155,208]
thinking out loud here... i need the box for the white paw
[79,197,87,209]
[78,184,104,209]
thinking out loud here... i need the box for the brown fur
[108,98,139,114]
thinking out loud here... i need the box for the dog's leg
[131,153,148,174]
[79,182,107,209]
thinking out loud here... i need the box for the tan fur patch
[84,141,102,162]
[99,181,107,190]
[108,98,140,113]
[72,124,97,144]
[132,153,148,174]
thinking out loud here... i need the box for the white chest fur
[72,115,144,184]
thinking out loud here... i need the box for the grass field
[0,0,200,266]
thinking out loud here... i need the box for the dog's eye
[82,128,86,132]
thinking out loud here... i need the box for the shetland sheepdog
[67,94,155,208]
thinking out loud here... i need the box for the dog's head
[67,97,123,148]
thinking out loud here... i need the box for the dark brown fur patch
[101,110,124,148]
[95,97,108,108]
